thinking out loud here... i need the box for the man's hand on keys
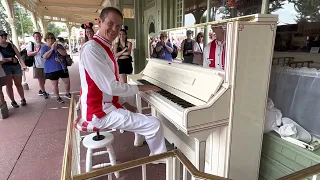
[138,85,161,92]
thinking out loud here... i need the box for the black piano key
[137,79,195,108]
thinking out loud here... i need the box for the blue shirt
[156,41,173,61]
[40,44,66,73]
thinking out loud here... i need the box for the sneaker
[65,93,72,100]
[20,99,27,106]
[38,90,44,96]
[11,101,19,108]
[57,97,65,104]
[43,92,49,99]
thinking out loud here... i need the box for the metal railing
[61,95,320,180]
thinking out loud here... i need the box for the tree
[13,2,33,36]
[0,3,11,35]
[291,0,320,22]
[47,23,65,37]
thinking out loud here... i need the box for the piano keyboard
[137,79,195,108]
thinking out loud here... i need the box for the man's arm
[81,44,139,97]
[26,42,39,56]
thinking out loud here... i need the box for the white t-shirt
[26,41,45,68]
[0,53,7,77]
[193,42,203,65]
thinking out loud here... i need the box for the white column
[204,0,211,45]
[261,0,270,14]
[39,17,48,35]
[31,12,38,31]
[66,24,72,54]
[1,0,19,50]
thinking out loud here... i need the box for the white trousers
[90,108,167,155]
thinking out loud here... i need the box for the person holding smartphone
[0,30,28,108]
[155,32,173,61]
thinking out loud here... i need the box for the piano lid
[142,59,224,103]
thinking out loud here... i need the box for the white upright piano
[128,14,278,180]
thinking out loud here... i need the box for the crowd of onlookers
[0,29,72,114]
[149,30,205,66]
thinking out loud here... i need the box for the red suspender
[208,40,216,68]
[93,38,122,109]
[208,40,225,70]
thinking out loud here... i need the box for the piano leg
[173,157,181,180]
[135,94,142,113]
[195,139,206,172]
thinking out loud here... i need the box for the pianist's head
[212,25,225,42]
[98,7,123,42]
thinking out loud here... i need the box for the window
[269,0,320,52]
[176,0,183,27]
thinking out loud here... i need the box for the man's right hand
[138,85,161,92]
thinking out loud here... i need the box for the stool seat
[83,132,114,149]
[75,117,119,178]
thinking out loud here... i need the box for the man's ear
[97,17,102,27]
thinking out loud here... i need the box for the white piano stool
[82,131,120,178]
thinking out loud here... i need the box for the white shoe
[134,133,145,147]
[149,153,166,164]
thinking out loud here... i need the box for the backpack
[21,42,35,67]
[171,44,178,59]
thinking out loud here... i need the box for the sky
[184,1,298,26]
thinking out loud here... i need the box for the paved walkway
[0,55,166,180]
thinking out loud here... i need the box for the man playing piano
[79,7,167,157]
[203,25,226,70]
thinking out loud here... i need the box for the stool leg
[107,145,119,178]
[86,148,93,172]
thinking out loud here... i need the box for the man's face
[33,33,42,43]
[98,11,122,42]
[212,26,225,41]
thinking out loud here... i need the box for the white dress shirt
[79,34,139,122]
[203,40,225,70]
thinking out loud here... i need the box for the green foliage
[47,23,65,37]
[13,2,33,36]
[0,3,11,35]
[291,0,320,22]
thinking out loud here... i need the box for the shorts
[0,77,6,87]
[33,68,45,79]
[117,58,133,74]
[45,69,69,80]
[2,64,22,76]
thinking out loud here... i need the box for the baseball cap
[0,30,8,36]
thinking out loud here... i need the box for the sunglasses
[0,34,8,37]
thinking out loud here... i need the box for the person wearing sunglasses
[0,30,28,108]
